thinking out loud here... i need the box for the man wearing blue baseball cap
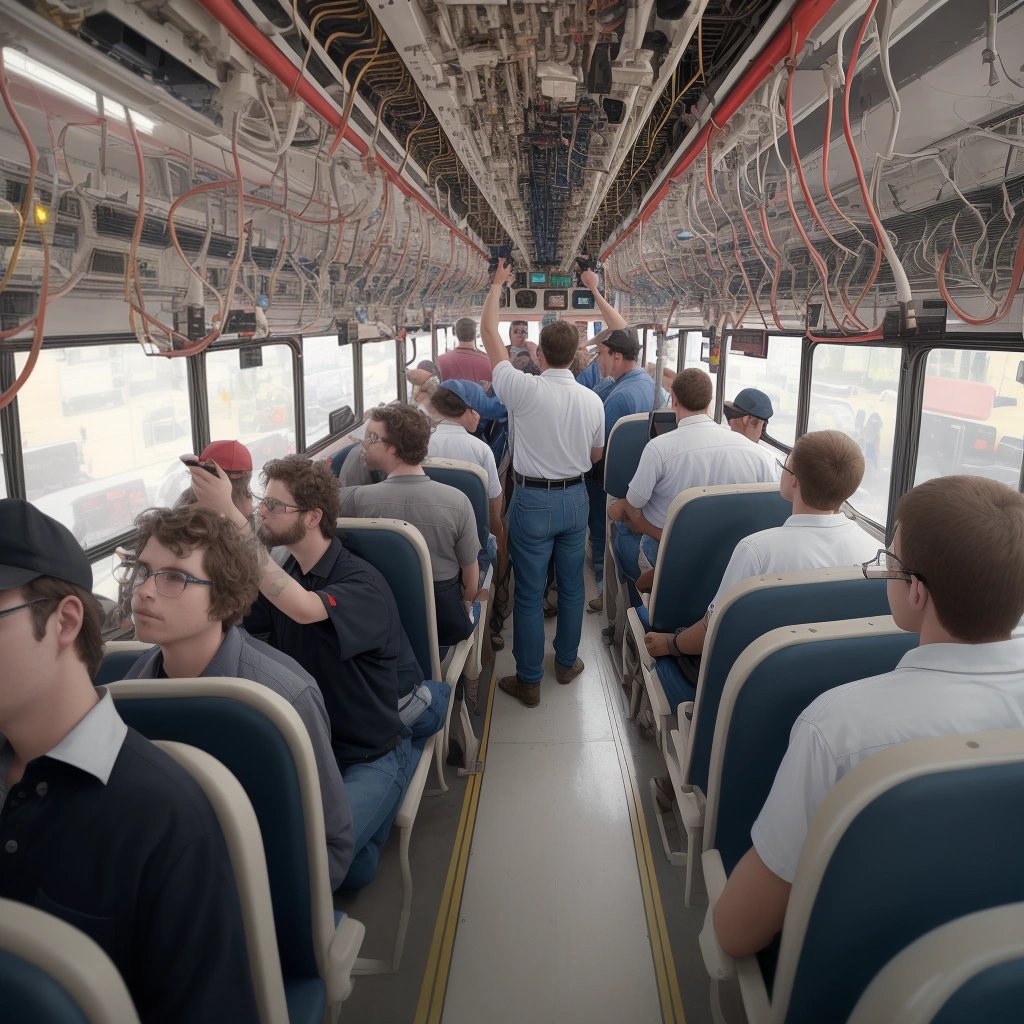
[0,499,258,1023]
[723,387,774,444]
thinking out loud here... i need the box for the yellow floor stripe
[414,663,498,1024]
[599,665,687,1024]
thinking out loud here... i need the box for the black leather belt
[513,471,583,489]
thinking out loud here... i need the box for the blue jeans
[338,735,413,890]
[478,532,498,579]
[611,522,660,606]
[585,477,606,590]
[508,482,589,683]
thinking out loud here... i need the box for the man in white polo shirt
[609,368,775,604]
[481,259,605,707]
[644,430,876,669]
[711,474,1024,960]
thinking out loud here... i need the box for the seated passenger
[121,505,355,891]
[187,455,412,890]
[176,439,255,520]
[644,431,877,675]
[437,317,493,385]
[723,387,774,444]
[711,475,1024,959]
[609,369,776,602]
[0,499,258,1023]
[427,385,504,575]
[340,404,481,649]
[441,378,510,474]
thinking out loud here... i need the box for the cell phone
[180,455,219,474]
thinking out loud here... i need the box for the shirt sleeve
[626,443,659,509]
[137,828,260,1023]
[338,487,357,517]
[708,540,760,612]
[483,448,502,499]
[455,497,482,566]
[491,359,530,408]
[290,687,355,889]
[751,717,839,883]
[318,570,393,661]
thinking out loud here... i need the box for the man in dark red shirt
[437,317,493,385]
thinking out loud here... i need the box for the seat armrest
[325,914,366,1004]
[396,742,433,830]
[699,904,736,982]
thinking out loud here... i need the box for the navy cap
[595,326,640,360]
[723,388,774,421]
[0,499,93,591]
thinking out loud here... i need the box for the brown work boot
[587,594,603,612]
[499,675,540,708]
[554,657,585,685]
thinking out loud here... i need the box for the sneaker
[653,775,675,813]
[587,594,604,613]
[554,658,585,685]
[499,675,540,708]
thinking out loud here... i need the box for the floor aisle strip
[599,662,687,1024]
[414,663,498,1024]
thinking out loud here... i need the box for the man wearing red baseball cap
[178,440,255,520]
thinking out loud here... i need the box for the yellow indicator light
[33,204,48,226]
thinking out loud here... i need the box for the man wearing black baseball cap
[723,387,774,444]
[0,499,258,1023]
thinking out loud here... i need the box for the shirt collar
[199,627,242,678]
[436,421,466,433]
[304,536,344,581]
[896,637,1024,676]
[613,367,646,385]
[540,368,576,382]
[676,414,713,428]
[2,689,129,787]
[783,514,849,529]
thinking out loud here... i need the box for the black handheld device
[180,455,219,475]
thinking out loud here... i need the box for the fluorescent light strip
[3,48,157,134]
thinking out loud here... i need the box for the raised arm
[481,259,513,366]
[580,269,627,330]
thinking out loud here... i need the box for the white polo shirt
[491,361,604,479]
[751,637,1024,883]
[428,421,502,499]
[708,514,878,611]
[626,414,776,529]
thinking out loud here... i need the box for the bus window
[303,335,355,447]
[361,339,398,409]
[205,345,296,469]
[809,343,901,528]
[15,344,193,550]
[722,334,801,448]
[913,348,1024,489]
[683,332,717,409]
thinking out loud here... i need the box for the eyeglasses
[775,458,795,477]
[255,495,308,515]
[113,562,213,598]
[510,326,528,334]
[360,431,390,450]
[0,598,48,621]
[861,549,927,585]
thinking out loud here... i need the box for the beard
[257,515,307,549]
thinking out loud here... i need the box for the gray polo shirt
[125,626,355,890]
[339,473,479,580]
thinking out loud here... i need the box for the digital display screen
[571,290,596,310]
[529,272,548,287]
[543,290,568,310]
[729,330,769,359]
[550,274,573,288]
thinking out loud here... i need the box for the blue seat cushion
[284,977,327,1024]
[0,950,90,1023]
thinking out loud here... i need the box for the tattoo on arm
[262,558,292,599]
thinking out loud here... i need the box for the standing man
[437,317,493,385]
[481,259,605,707]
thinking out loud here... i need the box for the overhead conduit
[600,0,841,264]
[195,0,487,259]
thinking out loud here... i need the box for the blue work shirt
[601,367,656,441]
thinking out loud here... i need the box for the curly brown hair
[671,368,713,411]
[132,506,260,628]
[22,577,104,679]
[261,455,342,539]
[367,403,430,464]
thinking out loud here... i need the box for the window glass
[682,331,717,408]
[361,340,398,409]
[205,345,296,477]
[809,343,902,527]
[303,335,355,446]
[15,344,192,549]
[913,348,1024,490]
[723,335,802,448]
